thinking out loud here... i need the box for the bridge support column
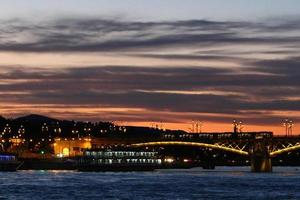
[250,139,272,172]
[251,155,272,172]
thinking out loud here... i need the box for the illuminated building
[53,137,92,157]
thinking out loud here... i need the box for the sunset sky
[0,0,300,134]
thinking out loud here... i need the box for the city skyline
[0,1,300,134]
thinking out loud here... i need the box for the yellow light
[165,158,174,163]
[62,148,69,156]
[270,143,300,157]
[132,141,249,156]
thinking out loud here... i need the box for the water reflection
[0,167,299,199]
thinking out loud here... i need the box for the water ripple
[0,167,299,199]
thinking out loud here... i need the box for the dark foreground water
[0,167,300,200]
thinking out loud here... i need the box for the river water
[0,167,299,199]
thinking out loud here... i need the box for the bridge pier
[251,155,272,172]
[250,139,272,172]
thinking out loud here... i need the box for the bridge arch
[270,143,300,157]
[131,141,249,156]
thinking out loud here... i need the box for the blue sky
[0,0,299,21]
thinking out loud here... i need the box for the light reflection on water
[0,167,300,199]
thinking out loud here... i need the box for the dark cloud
[0,18,300,52]
[0,62,299,126]
[252,56,300,75]
[0,65,291,93]
[131,54,253,63]
[1,17,300,127]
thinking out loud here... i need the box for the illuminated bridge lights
[215,142,247,151]
[270,143,300,157]
[131,141,249,156]
[132,141,300,158]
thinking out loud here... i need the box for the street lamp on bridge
[233,119,243,134]
[191,120,203,133]
[288,120,294,136]
[283,119,294,137]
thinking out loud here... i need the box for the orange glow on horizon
[0,102,298,136]
[123,121,295,135]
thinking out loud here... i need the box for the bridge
[130,134,300,172]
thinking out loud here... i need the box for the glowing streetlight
[288,120,294,136]
[233,119,238,134]
[238,121,243,133]
[233,119,243,133]
[283,119,294,136]
[283,119,289,136]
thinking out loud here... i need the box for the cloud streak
[0,17,300,133]
[0,18,300,53]
[1,63,300,125]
